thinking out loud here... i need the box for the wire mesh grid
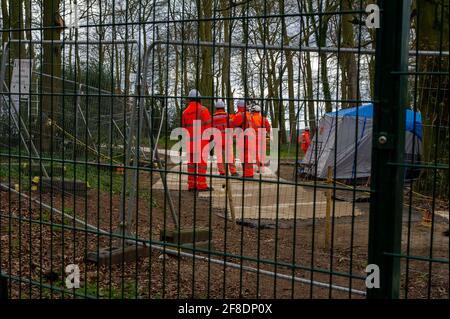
[0,0,448,299]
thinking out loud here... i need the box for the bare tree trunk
[220,0,232,112]
[318,10,332,113]
[268,52,287,144]
[197,0,213,108]
[174,49,180,113]
[302,67,309,128]
[24,0,33,58]
[1,0,10,85]
[304,52,316,132]
[279,0,297,143]
[114,44,121,92]
[1,0,8,45]
[10,0,26,61]
[300,0,317,132]
[183,50,189,96]
[417,0,449,196]
[41,0,62,151]
[266,54,276,120]
[240,10,249,100]
[156,28,165,96]
[340,0,358,108]
[307,0,333,113]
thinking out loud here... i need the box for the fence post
[367,0,411,299]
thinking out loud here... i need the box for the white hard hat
[215,99,225,109]
[236,99,246,107]
[188,89,201,100]
[252,104,261,112]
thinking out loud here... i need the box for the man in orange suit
[182,89,212,191]
[230,99,254,178]
[212,100,239,176]
[250,104,271,173]
[300,127,311,155]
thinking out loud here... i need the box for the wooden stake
[226,170,236,228]
[221,154,236,227]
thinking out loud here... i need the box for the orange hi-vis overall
[212,110,237,175]
[251,112,271,172]
[182,101,212,190]
[231,107,255,177]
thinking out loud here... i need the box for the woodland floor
[0,164,448,299]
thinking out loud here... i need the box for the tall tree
[220,0,233,112]
[304,51,316,132]
[417,0,449,183]
[197,0,213,108]
[1,0,9,45]
[10,0,26,61]
[24,0,33,58]
[340,0,358,108]
[301,3,317,133]
[279,0,297,142]
[308,0,334,113]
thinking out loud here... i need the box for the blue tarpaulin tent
[302,104,423,180]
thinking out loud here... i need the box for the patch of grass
[51,217,74,232]
[63,163,124,194]
[140,191,158,208]
[63,207,74,214]
[0,161,32,189]
[1,158,160,209]
[278,143,304,160]
[39,210,73,232]
[157,135,179,150]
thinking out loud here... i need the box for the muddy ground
[0,164,448,299]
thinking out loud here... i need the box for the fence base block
[41,178,88,194]
[22,163,66,177]
[85,245,151,266]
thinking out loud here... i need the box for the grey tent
[302,104,423,180]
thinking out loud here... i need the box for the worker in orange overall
[212,100,239,176]
[182,89,212,192]
[250,104,271,173]
[230,99,255,178]
[300,127,311,155]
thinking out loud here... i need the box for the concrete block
[85,245,151,266]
